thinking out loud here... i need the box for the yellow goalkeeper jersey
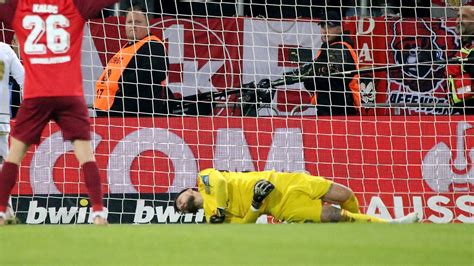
[197,168,333,223]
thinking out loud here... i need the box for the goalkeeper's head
[173,188,202,214]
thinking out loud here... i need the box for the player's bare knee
[339,184,354,201]
[323,183,353,204]
[72,140,95,164]
[5,137,29,164]
[320,205,342,223]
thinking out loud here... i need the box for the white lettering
[133,200,204,223]
[358,43,373,62]
[133,200,155,224]
[183,213,195,222]
[77,206,88,223]
[30,132,102,194]
[155,206,181,223]
[107,128,197,194]
[26,201,47,224]
[30,56,71,64]
[213,128,305,172]
[357,18,375,35]
[413,196,424,221]
[264,128,305,172]
[214,129,255,171]
[26,200,108,224]
[456,195,474,223]
[366,196,392,220]
[393,196,405,218]
[32,4,58,14]
[392,196,424,220]
[48,207,78,224]
[366,195,470,223]
[427,196,453,223]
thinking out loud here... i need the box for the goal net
[1,0,472,224]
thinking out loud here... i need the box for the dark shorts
[12,96,91,145]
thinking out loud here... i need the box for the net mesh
[0,0,472,224]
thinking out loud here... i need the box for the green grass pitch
[0,224,472,265]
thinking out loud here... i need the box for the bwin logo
[422,122,474,192]
[26,200,108,224]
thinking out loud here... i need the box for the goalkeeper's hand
[209,207,226,224]
[251,180,275,210]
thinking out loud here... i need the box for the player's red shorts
[11,96,91,145]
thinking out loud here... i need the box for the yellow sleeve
[200,169,228,209]
[210,170,228,209]
[227,208,261,224]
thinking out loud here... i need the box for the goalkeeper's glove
[209,207,226,224]
[251,180,275,210]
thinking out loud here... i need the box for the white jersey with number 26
[0,42,24,133]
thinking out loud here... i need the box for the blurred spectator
[303,9,360,115]
[120,0,155,17]
[447,6,474,114]
[94,4,175,116]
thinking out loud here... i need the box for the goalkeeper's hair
[172,188,197,213]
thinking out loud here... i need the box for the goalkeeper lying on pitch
[173,168,420,224]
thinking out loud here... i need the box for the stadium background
[0,1,472,225]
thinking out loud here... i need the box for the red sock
[0,162,18,213]
[82,161,104,212]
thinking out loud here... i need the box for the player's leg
[56,96,106,225]
[0,133,10,216]
[0,140,4,225]
[72,140,107,225]
[0,133,7,161]
[0,137,29,225]
[0,98,54,225]
[1,132,18,223]
[304,174,360,214]
[320,204,388,223]
[321,183,360,213]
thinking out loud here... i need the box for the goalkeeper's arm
[227,211,261,224]
[206,170,229,224]
[229,180,275,224]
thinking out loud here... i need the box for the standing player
[0,0,118,225]
[0,40,24,223]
